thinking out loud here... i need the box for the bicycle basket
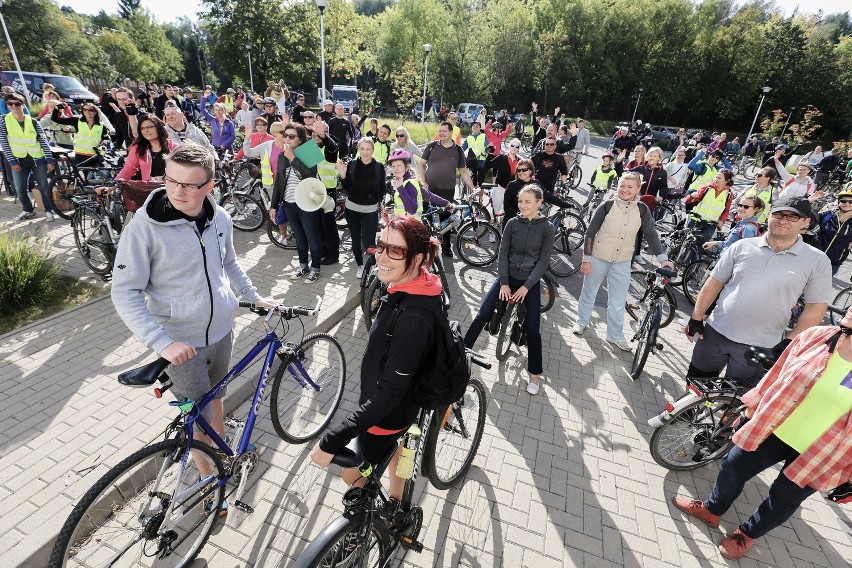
[120,181,163,212]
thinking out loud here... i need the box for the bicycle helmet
[263,97,276,105]
[388,149,412,164]
[602,152,614,159]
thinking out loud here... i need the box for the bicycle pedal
[655,342,664,350]
[234,500,254,514]
[399,536,423,553]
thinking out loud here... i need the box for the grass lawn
[0,275,107,335]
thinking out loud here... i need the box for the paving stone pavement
[2,146,852,567]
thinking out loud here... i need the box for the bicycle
[494,277,557,362]
[423,203,502,267]
[546,207,585,277]
[564,152,588,188]
[46,146,124,220]
[646,346,778,470]
[49,297,346,568]
[652,196,689,235]
[214,151,266,232]
[292,349,491,568]
[628,267,678,380]
[680,252,719,306]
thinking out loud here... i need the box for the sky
[58,0,850,24]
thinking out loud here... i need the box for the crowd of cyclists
[3,80,852,563]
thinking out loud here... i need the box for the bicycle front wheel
[630,304,660,380]
[291,513,391,568]
[73,206,114,276]
[362,276,386,330]
[49,439,225,568]
[496,303,517,362]
[222,193,264,231]
[648,395,741,470]
[455,220,500,266]
[549,227,584,277]
[270,333,347,444]
[266,219,297,249]
[540,274,557,314]
[682,259,712,306]
[568,164,582,187]
[626,271,676,328]
[423,376,488,490]
[47,174,82,220]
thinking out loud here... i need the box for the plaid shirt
[734,326,852,491]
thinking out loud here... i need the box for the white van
[456,103,484,126]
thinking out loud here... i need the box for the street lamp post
[630,88,644,125]
[0,0,31,104]
[745,85,772,145]
[421,44,432,124]
[246,43,254,94]
[780,106,796,140]
[315,0,328,103]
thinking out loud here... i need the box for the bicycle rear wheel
[266,219,297,249]
[49,439,224,568]
[362,277,386,330]
[291,513,390,568]
[681,259,712,306]
[653,202,679,235]
[831,286,852,325]
[455,220,500,267]
[540,274,556,314]
[270,333,346,444]
[423,376,488,490]
[72,206,114,276]
[47,174,82,221]
[630,304,660,380]
[625,271,676,328]
[648,395,741,470]
[496,303,517,362]
[549,228,584,277]
[221,193,264,231]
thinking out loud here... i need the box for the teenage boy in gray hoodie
[112,144,276,465]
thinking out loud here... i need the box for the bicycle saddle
[332,447,363,469]
[655,267,678,278]
[118,357,170,387]
[747,346,779,371]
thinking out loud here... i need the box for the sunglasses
[396,134,406,138]
[737,204,754,209]
[7,101,22,107]
[544,143,556,147]
[140,125,157,131]
[509,144,520,149]
[839,200,852,205]
[303,115,315,119]
[517,167,531,173]
[770,212,802,222]
[755,173,768,178]
[375,239,407,261]
[283,133,299,140]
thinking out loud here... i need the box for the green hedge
[0,232,60,315]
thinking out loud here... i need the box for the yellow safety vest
[692,160,717,190]
[260,150,273,187]
[692,186,730,222]
[4,114,44,159]
[394,178,424,216]
[223,95,234,114]
[465,133,487,161]
[372,142,390,165]
[317,160,338,190]
[742,185,773,224]
[73,120,103,156]
[593,166,618,191]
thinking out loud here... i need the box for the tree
[390,58,421,113]
[353,0,394,17]
[117,0,141,19]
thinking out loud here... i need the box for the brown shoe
[719,528,754,559]
[672,496,721,527]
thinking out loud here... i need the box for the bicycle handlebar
[468,351,492,370]
[238,295,323,320]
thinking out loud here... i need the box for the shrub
[0,231,60,314]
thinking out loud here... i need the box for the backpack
[603,199,649,219]
[384,294,470,410]
[737,221,762,239]
[425,140,466,167]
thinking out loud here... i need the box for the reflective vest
[692,160,717,189]
[783,177,814,196]
[394,178,424,216]
[692,186,729,222]
[372,141,390,165]
[465,133,487,161]
[593,166,618,191]
[742,185,773,224]
[259,151,273,187]
[73,120,103,156]
[317,160,338,190]
[223,95,234,114]
[4,114,44,159]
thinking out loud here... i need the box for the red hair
[385,216,439,272]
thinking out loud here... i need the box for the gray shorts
[167,332,233,422]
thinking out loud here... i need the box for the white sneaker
[607,338,632,352]
[291,267,309,280]
[355,264,364,279]
[526,380,540,395]
[15,211,36,221]
[45,211,55,222]
[281,237,289,247]
[572,323,585,336]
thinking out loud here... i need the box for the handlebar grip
[469,352,492,370]
[238,301,252,308]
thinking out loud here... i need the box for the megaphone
[294,178,335,213]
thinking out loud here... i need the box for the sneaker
[526,380,540,395]
[202,496,229,517]
[290,267,309,280]
[305,269,320,284]
[607,338,632,352]
[671,496,721,527]
[15,211,36,222]
[355,264,364,279]
[572,323,585,336]
[45,211,55,222]
[719,528,754,559]
[281,237,289,247]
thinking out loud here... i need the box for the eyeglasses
[140,125,157,131]
[83,108,97,113]
[6,101,22,107]
[284,133,299,140]
[303,115,315,119]
[544,143,556,147]
[164,175,212,192]
[737,204,754,209]
[517,167,531,173]
[770,211,802,222]
[375,239,407,261]
[839,200,852,205]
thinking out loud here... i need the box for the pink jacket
[117,139,178,181]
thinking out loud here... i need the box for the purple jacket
[200,102,235,149]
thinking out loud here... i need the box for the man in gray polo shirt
[685,197,831,386]
[419,121,476,256]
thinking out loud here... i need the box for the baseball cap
[771,197,812,218]
[323,99,333,106]
[776,143,790,152]
[226,87,235,93]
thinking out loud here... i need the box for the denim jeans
[576,256,631,342]
[686,218,717,241]
[280,201,323,269]
[705,434,816,539]
[12,156,53,213]
[344,208,378,267]
[464,276,543,374]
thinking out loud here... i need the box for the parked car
[1,71,99,109]
[456,103,484,125]
[649,125,679,144]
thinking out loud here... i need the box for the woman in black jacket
[503,159,572,229]
[310,216,443,504]
[338,138,386,278]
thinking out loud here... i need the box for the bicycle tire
[681,259,712,306]
[422,376,488,490]
[46,174,82,221]
[540,274,556,314]
[630,304,660,380]
[359,253,377,291]
[648,394,741,470]
[568,164,582,188]
[270,333,347,444]
[495,303,517,362]
[548,228,584,277]
[232,162,258,192]
[831,286,852,325]
[291,512,391,568]
[49,439,224,568]
[625,271,676,328]
[266,219,297,249]
[455,220,500,267]
[72,206,114,276]
[653,202,679,235]
[362,276,386,330]
[221,193,264,231]
[432,255,451,305]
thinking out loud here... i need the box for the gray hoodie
[111,188,258,354]
[499,214,556,290]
